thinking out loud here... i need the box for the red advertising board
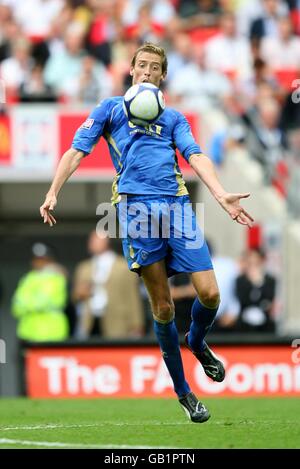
[25,345,300,398]
[59,113,198,176]
[0,108,199,179]
[59,114,113,174]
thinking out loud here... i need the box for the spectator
[236,57,281,112]
[11,242,69,342]
[0,36,33,97]
[170,243,240,334]
[124,2,166,43]
[287,129,300,217]
[19,62,57,102]
[0,17,22,63]
[236,0,265,37]
[110,36,141,95]
[11,0,64,41]
[286,0,300,35]
[72,230,144,339]
[43,22,87,100]
[168,42,233,112]
[242,97,287,181]
[249,0,288,43]
[208,242,240,330]
[234,248,277,332]
[75,54,113,104]
[121,0,176,32]
[204,11,252,80]
[260,16,300,70]
[165,33,193,83]
[85,0,114,66]
[176,0,222,30]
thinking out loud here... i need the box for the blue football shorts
[117,194,213,277]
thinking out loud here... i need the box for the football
[123,83,165,126]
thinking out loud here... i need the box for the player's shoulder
[92,96,123,115]
[164,106,184,118]
[164,107,188,124]
[101,96,123,106]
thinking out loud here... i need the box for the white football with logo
[123,83,165,126]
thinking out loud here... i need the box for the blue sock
[154,319,190,398]
[188,298,218,353]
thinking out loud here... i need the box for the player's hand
[218,192,254,228]
[40,194,57,227]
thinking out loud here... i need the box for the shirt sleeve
[173,112,202,162]
[72,99,112,155]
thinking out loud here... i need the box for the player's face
[130,52,166,87]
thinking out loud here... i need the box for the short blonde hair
[131,42,168,75]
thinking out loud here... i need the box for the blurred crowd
[0,0,300,210]
[11,235,278,342]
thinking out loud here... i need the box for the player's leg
[186,269,225,382]
[141,259,190,398]
[166,195,224,382]
[141,260,210,422]
[189,269,220,352]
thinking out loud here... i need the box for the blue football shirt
[72,96,202,203]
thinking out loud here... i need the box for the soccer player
[40,43,254,423]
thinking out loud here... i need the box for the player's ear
[129,67,134,76]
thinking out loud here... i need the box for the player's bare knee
[152,300,175,323]
[199,289,220,309]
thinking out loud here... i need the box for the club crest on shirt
[81,118,94,130]
[141,250,149,261]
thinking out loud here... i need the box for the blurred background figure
[204,11,252,81]
[234,248,277,332]
[11,242,69,342]
[0,36,33,100]
[242,97,288,185]
[176,0,222,31]
[169,240,240,334]
[208,241,240,331]
[287,129,300,217]
[168,41,233,112]
[249,0,288,44]
[19,62,57,102]
[72,229,144,339]
[75,53,113,104]
[43,22,89,101]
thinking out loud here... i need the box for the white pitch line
[0,438,179,449]
[2,420,281,434]
[0,422,191,431]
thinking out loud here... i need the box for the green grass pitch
[0,397,299,449]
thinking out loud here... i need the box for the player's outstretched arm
[40,148,85,226]
[189,153,254,228]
